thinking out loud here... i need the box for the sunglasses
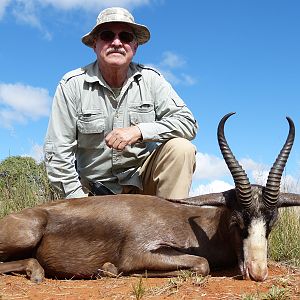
[98,30,136,43]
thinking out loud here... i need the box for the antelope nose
[249,261,268,282]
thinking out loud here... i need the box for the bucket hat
[82,7,150,47]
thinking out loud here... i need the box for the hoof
[98,262,118,277]
[26,259,45,283]
[193,258,210,276]
[29,267,45,283]
[30,274,44,284]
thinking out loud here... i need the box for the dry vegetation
[0,262,299,299]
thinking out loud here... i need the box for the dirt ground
[0,262,299,300]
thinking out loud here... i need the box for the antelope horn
[218,112,252,209]
[263,117,295,208]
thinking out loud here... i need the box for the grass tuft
[241,285,291,300]
[132,277,146,300]
[268,207,300,267]
[149,271,208,296]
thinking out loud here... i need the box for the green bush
[0,156,59,217]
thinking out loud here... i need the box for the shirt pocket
[129,103,155,125]
[44,141,56,162]
[77,113,105,149]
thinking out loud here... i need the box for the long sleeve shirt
[44,61,198,198]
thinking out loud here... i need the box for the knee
[164,138,196,158]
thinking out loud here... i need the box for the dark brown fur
[0,193,237,282]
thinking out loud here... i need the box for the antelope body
[0,113,299,283]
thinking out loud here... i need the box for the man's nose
[111,36,122,46]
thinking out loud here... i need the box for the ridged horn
[218,112,252,209]
[263,117,295,208]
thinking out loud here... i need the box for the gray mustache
[107,48,126,55]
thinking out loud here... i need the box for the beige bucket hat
[82,7,150,47]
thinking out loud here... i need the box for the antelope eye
[230,212,245,230]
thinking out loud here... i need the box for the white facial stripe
[246,218,267,251]
[243,217,268,281]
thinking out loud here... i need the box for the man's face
[93,23,138,69]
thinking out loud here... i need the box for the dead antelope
[0,112,299,283]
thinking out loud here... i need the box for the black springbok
[0,113,299,282]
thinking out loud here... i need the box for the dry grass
[268,207,300,267]
[1,264,299,300]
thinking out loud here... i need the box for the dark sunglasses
[98,30,135,43]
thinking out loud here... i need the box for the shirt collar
[84,61,142,87]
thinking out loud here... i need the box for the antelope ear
[167,189,234,207]
[278,192,300,207]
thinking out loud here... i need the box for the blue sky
[0,0,299,195]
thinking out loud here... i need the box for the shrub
[0,156,59,217]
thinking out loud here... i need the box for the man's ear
[133,43,138,54]
[92,38,97,51]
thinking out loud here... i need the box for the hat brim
[81,21,150,47]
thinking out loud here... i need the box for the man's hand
[105,126,142,151]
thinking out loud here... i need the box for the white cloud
[239,158,263,171]
[193,152,230,180]
[190,180,234,196]
[280,174,300,193]
[0,0,11,19]
[161,51,185,68]
[239,157,269,185]
[39,0,150,11]
[27,143,44,162]
[1,0,151,17]
[1,0,150,38]
[193,152,273,184]
[0,83,51,128]
[13,0,40,27]
[160,69,197,86]
[191,151,233,195]
[148,51,197,86]
[180,73,197,86]
[156,68,179,84]
[191,152,300,195]
[0,0,49,37]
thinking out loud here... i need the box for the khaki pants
[123,138,196,199]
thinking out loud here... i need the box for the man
[44,7,198,199]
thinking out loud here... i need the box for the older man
[44,7,198,199]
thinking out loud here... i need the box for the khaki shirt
[44,61,198,198]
